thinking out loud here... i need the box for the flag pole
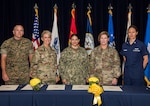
[108,3,113,17]
[125,3,132,42]
[108,3,113,11]
[34,3,38,17]
[84,3,94,55]
[72,2,76,9]
[87,3,92,10]
[147,4,150,12]
[122,3,132,85]
[34,3,38,9]
[32,3,40,50]
[68,3,77,45]
[87,3,92,26]
[108,3,115,47]
[53,4,58,9]
[51,4,61,84]
[128,3,132,12]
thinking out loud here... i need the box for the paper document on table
[102,86,122,91]
[72,85,89,90]
[0,85,19,91]
[46,85,65,90]
[21,84,44,90]
[21,84,33,90]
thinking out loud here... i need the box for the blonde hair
[41,30,52,38]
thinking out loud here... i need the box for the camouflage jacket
[89,46,121,85]
[30,45,57,84]
[0,37,33,84]
[58,46,89,85]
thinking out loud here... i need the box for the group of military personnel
[1,24,148,86]
[0,25,121,85]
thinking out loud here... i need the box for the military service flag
[125,4,132,42]
[84,9,94,55]
[32,3,40,50]
[51,4,60,64]
[122,4,132,81]
[108,9,115,47]
[144,9,150,86]
[68,7,77,45]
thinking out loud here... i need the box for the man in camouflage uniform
[1,25,34,85]
[89,31,121,85]
[30,30,57,84]
[58,34,89,85]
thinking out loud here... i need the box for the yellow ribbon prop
[88,77,103,106]
[93,96,101,106]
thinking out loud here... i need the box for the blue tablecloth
[0,85,93,106]
[102,86,150,106]
[0,85,150,106]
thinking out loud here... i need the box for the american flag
[32,3,40,50]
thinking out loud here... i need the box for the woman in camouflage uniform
[89,31,121,85]
[58,34,89,85]
[30,30,57,84]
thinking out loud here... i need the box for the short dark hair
[128,25,138,32]
[71,34,79,39]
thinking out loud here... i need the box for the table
[102,86,150,106]
[0,85,150,106]
[0,85,93,106]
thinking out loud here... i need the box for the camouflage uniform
[0,37,34,84]
[58,46,89,85]
[30,45,57,84]
[89,46,121,85]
